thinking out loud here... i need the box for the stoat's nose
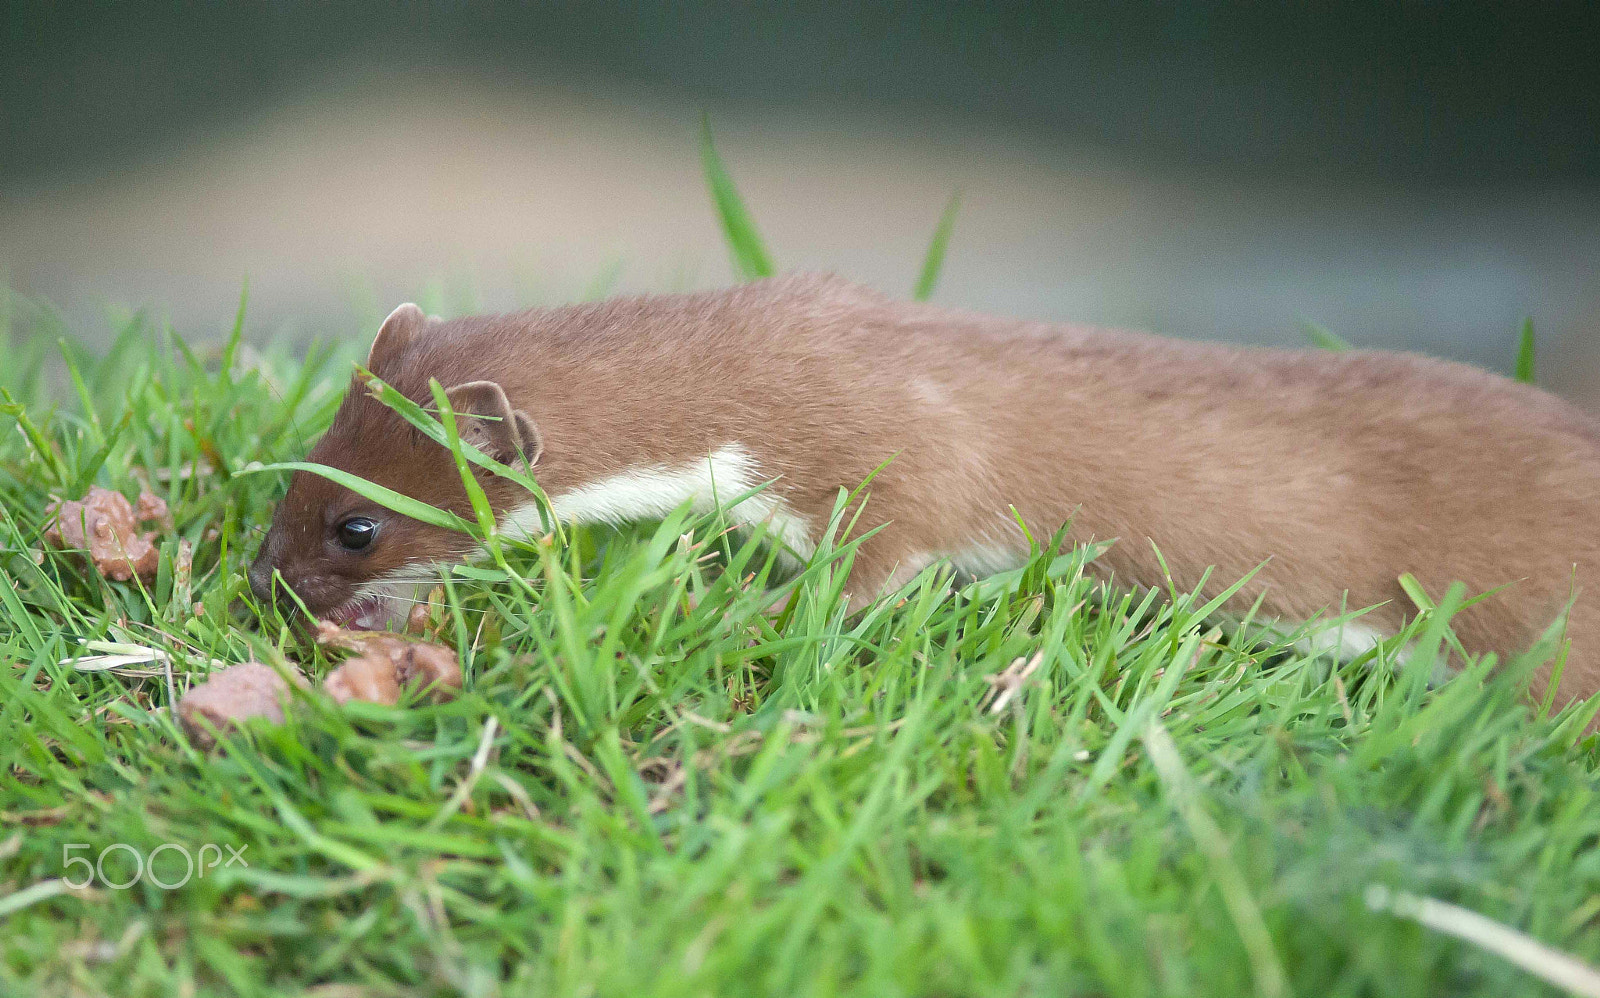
[246,551,278,605]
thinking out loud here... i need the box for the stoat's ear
[367,303,427,372]
[443,380,543,467]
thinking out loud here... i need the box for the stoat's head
[248,304,542,628]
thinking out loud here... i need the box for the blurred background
[4,3,1599,402]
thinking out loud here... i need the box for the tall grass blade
[912,192,961,301]
[1302,320,1352,351]
[700,116,775,281]
[239,461,474,534]
[1515,317,1537,384]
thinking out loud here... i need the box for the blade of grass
[700,116,775,281]
[1144,720,1289,998]
[1301,320,1352,351]
[221,279,248,389]
[427,378,498,541]
[1515,317,1537,384]
[1366,886,1600,997]
[912,192,961,301]
[238,461,474,534]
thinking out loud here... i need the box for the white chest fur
[501,443,817,561]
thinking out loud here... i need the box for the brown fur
[251,274,1600,711]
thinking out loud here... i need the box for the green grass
[1517,318,1539,385]
[2,156,1600,995]
[1301,315,1544,388]
[700,118,776,283]
[913,193,962,302]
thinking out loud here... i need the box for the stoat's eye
[335,516,379,552]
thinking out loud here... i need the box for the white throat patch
[501,443,816,561]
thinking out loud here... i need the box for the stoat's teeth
[323,594,409,631]
[322,595,380,628]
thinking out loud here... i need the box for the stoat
[248,274,1600,711]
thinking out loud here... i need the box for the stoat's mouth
[321,595,394,631]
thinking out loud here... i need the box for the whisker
[361,575,458,582]
[371,594,494,612]
[349,585,499,606]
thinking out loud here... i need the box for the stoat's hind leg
[1293,617,1393,663]
[1233,612,1445,680]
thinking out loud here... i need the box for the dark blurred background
[4,4,1599,400]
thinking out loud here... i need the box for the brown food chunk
[134,490,173,529]
[404,585,448,637]
[43,486,170,582]
[316,622,462,706]
[177,662,306,749]
[322,654,402,705]
[405,600,433,635]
